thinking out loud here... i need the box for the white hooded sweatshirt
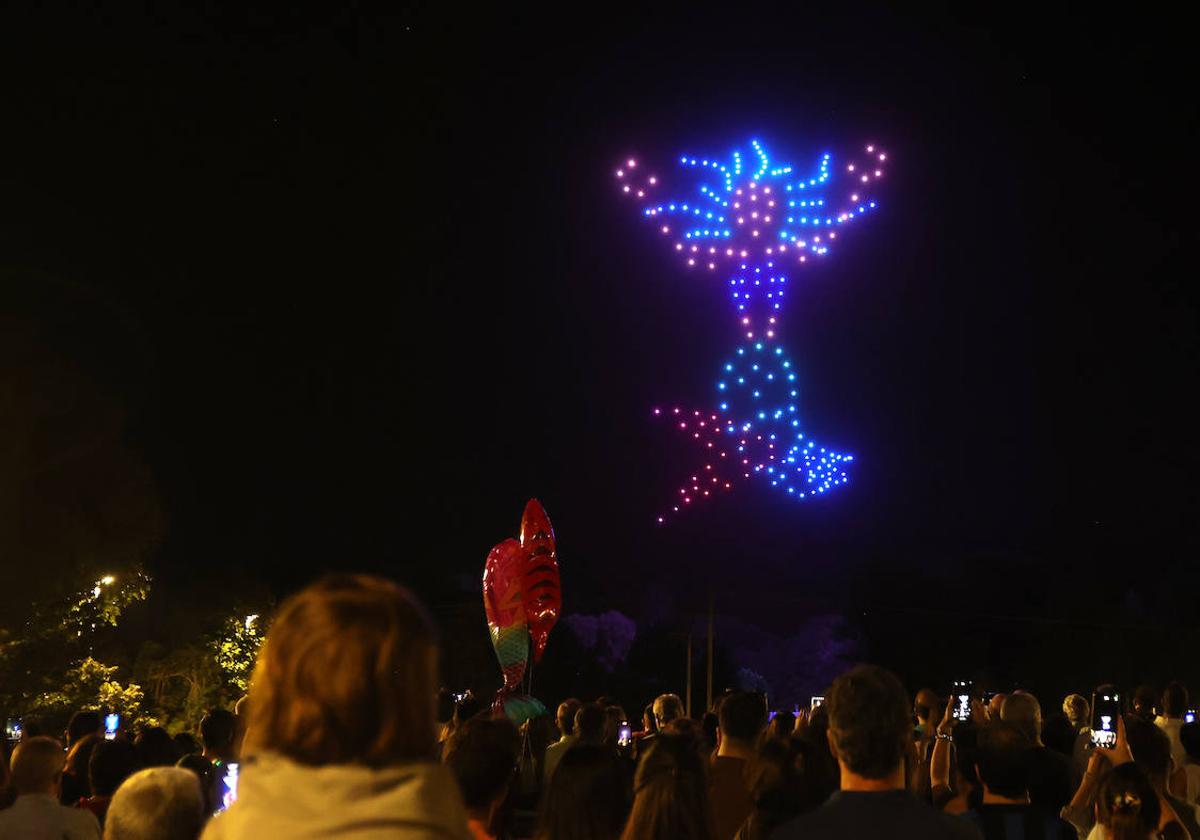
[201,754,474,840]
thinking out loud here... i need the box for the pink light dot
[750,194,757,201]
[673,408,680,414]
[737,217,745,224]
[691,245,698,252]
[736,189,743,195]
[726,248,734,255]
[662,225,669,233]
[622,185,630,192]
[740,250,748,257]
[751,230,759,237]
[800,255,807,262]
[657,516,664,523]
[878,153,886,161]
[764,216,771,222]
[861,175,869,182]
[766,330,774,338]
[708,247,716,253]
[764,187,771,193]
[708,263,715,269]
[867,145,875,152]
[653,408,661,415]
[847,164,855,171]
[616,170,624,177]
[673,506,679,512]
[875,170,882,177]
[636,190,644,197]
[687,258,695,265]
[628,158,637,167]
[742,317,750,324]
[767,200,775,207]
[676,243,683,250]
[851,194,859,201]
[648,176,657,184]
[751,211,758,219]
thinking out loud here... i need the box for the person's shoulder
[63,802,101,838]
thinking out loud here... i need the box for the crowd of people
[3,573,1200,839]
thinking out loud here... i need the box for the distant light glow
[617,139,890,522]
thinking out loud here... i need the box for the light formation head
[616,139,888,522]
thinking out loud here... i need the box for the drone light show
[615,139,889,522]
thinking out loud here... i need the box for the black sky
[3,4,1198,685]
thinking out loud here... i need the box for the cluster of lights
[616,138,890,522]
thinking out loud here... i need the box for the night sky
[4,5,1198,695]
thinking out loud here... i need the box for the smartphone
[617,722,632,748]
[220,762,239,811]
[4,718,21,741]
[952,680,974,721]
[810,696,824,710]
[1091,689,1122,748]
[104,713,120,740]
[1186,709,1196,724]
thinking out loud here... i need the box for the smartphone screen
[104,714,120,740]
[810,696,824,710]
[220,762,239,811]
[952,680,974,721]
[617,722,632,748]
[4,719,21,741]
[1091,690,1122,748]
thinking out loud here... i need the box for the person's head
[176,754,219,815]
[135,727,180,768]
[1123,715,1172,786]
[987,692,1007,721]
[90,739,141,798]
[10,736,66,796]
[622,733,712,840]
[1162,682,1189,719]
[1063,694,1090,729]
[555,699,582,738]
[824,665,910,782]
[1041,713,1079,758]
[718,691,768,750]
[443,717,520,826]
[1180,722,1200,764]
[1132,685,1158,719]
[765,711,794,742]
[1000,692,1043,743]
[103,767,205,840]
[574,703,607,746]
[172,733,200,757]
[68,710,103,745]
[244,573,439,766]
[652,694,684,728]
[536,744,631,840]
[1095,762,1161,840]
[66,733,102,784]
[642,704,657,733]
[199,709,237,757]
[914,688,939,725]
[974,722,1032,800]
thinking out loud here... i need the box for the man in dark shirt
[771,665,981,840]
[999,693,1074,813]
[710,691,767,840]
[962,722,1076,839]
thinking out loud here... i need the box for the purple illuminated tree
[615,139,889,522]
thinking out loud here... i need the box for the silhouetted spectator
[63,734,102,805]
[709,692,767,840]
[1132,685,1158,722]
[621,733,713,840]
[104,767,205,840]
[543,699,582,785]
[772,665,979,840]
[535,744,630,840]
[961,722,1074,839]
[1174,722,1200,805]
[67,712,103,748]
[999,693,1073,813]
[173,733,200,758]
[1124,715,1200,839]
[575,703,608,748]
[1156,681,1189,770]
[444,717,520,840]
[200,574,471,839]
[653,694,685,729]
[177,755,220,816]
[83,739,141,828]
[0,736,100,838]
[135,728,179,768]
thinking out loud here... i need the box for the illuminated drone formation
[615,139,888,522]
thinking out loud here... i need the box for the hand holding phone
[951,680,974,722]
[1090,689,1123,750]
[617,722,632,749]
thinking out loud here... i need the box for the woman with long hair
[620,733,713,840]
[1094,762,1169,840]
[202,574,472,839]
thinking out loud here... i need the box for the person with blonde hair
[201,574,472,839]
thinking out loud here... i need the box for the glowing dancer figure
[614,139,889,522]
